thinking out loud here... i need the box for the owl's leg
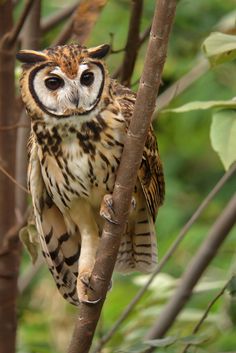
[69,199,100,303]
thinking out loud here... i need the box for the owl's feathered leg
[69,199,100,303]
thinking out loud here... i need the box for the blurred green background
[16,1,236,352]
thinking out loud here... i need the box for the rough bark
[15,0,41,215]
[0,1,20,352]
[67,1,177,353]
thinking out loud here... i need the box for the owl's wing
[28,133,80,305]
[113,81,165,221]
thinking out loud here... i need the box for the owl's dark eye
[45,76,64,90]
[80,71,94,86]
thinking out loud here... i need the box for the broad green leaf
[144,336,178,347]
[202,32,236,66]
[164,100,236,114]
[210,109,236,170]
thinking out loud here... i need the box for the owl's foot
[77,271,100,305]
[100,194,118,224]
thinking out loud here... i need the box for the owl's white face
[29,61,105,118]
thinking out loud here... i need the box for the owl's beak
[70,96,80,108]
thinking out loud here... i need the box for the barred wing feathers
[28,134,80,305]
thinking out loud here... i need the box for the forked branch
[67,1,177,353]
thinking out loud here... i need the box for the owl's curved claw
[80,297,101,305]
[100,194,118,224]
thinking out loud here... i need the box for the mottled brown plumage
[17,44,165,305]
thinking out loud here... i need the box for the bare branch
[181,280,230,353]
[92,162,236,353]
[4,0,36,47]
[144,193,236,352]
[0,123,28,131]
[67,1,177,353]
[112,24,150,80]
[0,164,29,194]
[41,3,78,34]
[120,0,143,87]
[53,0,108,47]
[155,57,210,113]
[72,0,108,45]
[52,17,74,47]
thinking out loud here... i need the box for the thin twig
[0,123,28,131]
[181,280,230,353]
[144,193,236,353]
[0,164,29,194]
[92,162,236,353]
[0,206,30,256]
[5,0,36,47]
[120,0,143,86]
[41,3,78,34]
[112,24,150,80]
[67,2,177,353]
[155,57,210,114]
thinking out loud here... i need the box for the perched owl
[17,44,165,305]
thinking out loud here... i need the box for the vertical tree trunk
[15,0,41,213]
[0,1,21,352]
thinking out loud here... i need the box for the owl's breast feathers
[29,79,165,218]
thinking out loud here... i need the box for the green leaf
[19,224,39,264]
[210,109,236,170]
[227,276,236,297]
[202,32,236,66]
[164,100,236,114]
[144,336,178,347]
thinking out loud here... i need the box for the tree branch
[4,0,36,47]
[92,162,236,353]
[67,1,177,353]
[0,164,29,194]
[120,0,143,87]
[41,3,78,34]
[144,193,236,353]
[112,24,150,80]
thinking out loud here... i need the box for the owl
[17,44,165,305]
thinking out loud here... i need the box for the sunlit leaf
[164,100,236,114]
[210,109,236,170]
[144,336,178,347]
[202,32,236,66]
[19,224,39,264]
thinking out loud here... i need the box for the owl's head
[17,44,110,119]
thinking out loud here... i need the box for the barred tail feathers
[115,205,157,273]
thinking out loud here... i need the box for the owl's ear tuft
[16,50,48,64]
[87,44,110,59]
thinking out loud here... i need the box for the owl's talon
[80,296,101,305]
[100,194,118,224]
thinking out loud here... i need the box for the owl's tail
[115,205,157,274]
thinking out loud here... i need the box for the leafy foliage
[15,0,236,353]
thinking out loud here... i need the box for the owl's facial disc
[30,61,105,118]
